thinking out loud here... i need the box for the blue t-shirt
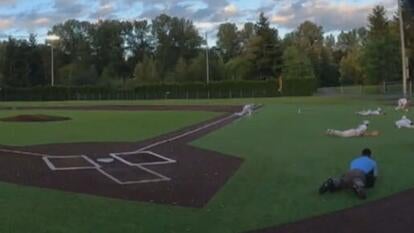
[350,156,378,176]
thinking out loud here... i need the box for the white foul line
[116,113,237,155]
[0,148,48,157]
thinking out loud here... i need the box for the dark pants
[331,169,367,191]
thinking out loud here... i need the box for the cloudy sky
[0,0,397,42]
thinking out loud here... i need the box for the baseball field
[1,96,414,233]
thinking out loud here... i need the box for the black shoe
[319,178,333,194]
[352,184,367,200]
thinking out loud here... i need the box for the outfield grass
[0,110,217,146]
[1,97,414,233]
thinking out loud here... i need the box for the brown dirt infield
[0,114,71,122]
[0,105,244,208]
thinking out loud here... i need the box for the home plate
[97,158,115,163]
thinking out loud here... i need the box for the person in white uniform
[395,116,414,129]
[235,104,255,116]
[356,107,384,116]
[326,121,370,138]
[395,98,409,111]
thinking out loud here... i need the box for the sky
[0,0,398,43]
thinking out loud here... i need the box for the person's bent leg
[343,170,367,199]
[330,129,356,138]
[352,177,367,199]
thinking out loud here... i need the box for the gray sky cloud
[270,0,397,32]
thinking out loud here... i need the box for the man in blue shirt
[319,148,378,199]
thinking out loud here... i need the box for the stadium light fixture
[46,34,60,41]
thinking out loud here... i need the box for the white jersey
[354,124,368,135]
[235,104,254,116]
[357,108,383,116]
[395,116,414,128]
[396,98,408,111]
[327,121,369,138]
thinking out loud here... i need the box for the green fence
[0,79,317,101]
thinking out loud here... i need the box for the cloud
[33,17,50,26]
[139,0,234,23]
[89,3,116,20]
[0,19,13,29]
[270,0,397,31]
[224,4,237,15]
[0,0,16,5]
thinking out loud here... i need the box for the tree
[50,20,94,64]
[282,46,315,80]
[320,48,340,87]
[174,57,190,82]
[339,48,365,85]
[243,13,282,79]
[293,21,324,76]
[152,14,203,78]
[133,56,159,84]
[187,54,206,82]
[363,5,402,84]
[90,20,126,76]
[225,57,254,80]
[26,34,46,86]
[292,21,338,86]
[100,64,124,87]
[337,30,358,52]
[239,22,255,50]
[122,20,154,74]
[337,28,368,52]
[2,38,31,87]
[0,42,5,85]
[363,36,401,84]
[58,63,99,86]
[325,34,336,49]
[368,6,389,40]
[217,23,240,62]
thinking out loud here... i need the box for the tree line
[0,4,413,88]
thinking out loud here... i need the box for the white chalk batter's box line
[111,151,176,166]
[41,151,176,185]
[42,155,101,171]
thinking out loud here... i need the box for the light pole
[46,35,60,87]
[205,32,210,84]
[398,0,409,97]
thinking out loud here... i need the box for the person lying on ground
[395,115,414,129]
[319,148,378,199]
[395,98,409,111]
[235,104,255,117]
[356,107,385,116]
[326,121,370,138]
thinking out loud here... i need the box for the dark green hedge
[0,79,316,101]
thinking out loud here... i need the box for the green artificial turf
[1,97,414,233]
[0,110,217,146]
